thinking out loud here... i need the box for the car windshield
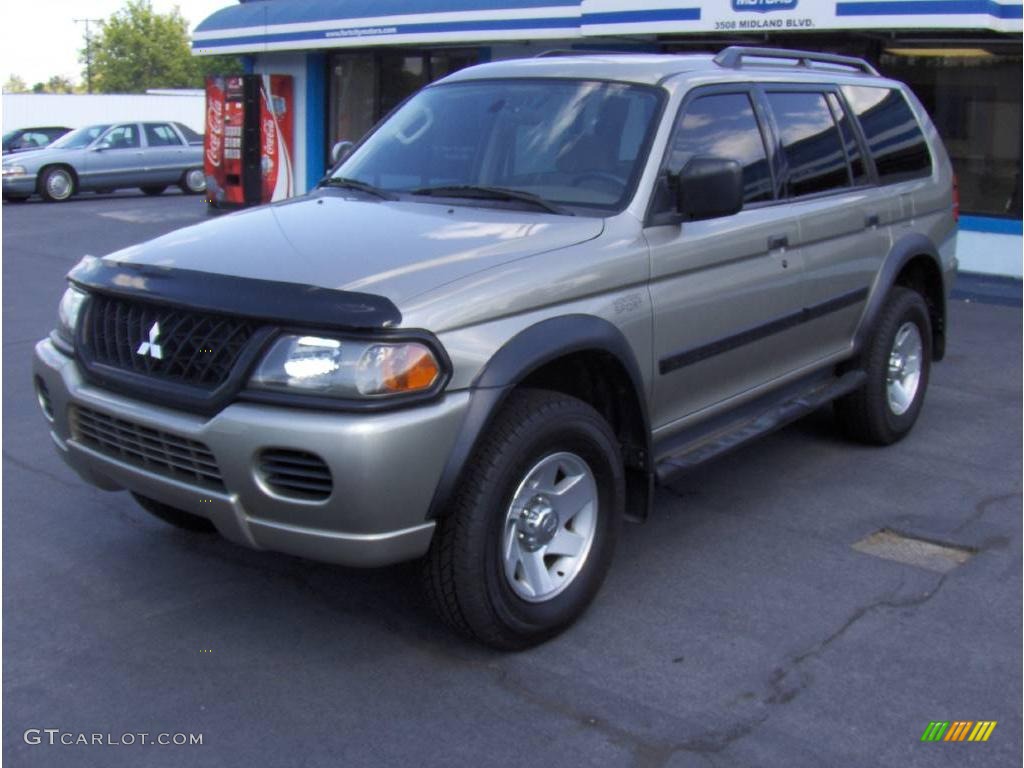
[333,79,662,214]
[2,131,17,149]
[50,125,111,149]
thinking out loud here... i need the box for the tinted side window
[144,124,183,147]
[767,92,851,197]
[670,93,772,204]
[841,86,933,183]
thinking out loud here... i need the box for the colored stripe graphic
[968,721,997,741]
[921,720,997,742]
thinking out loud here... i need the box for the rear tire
[141,185,167,196]
[179,168,206,194]
[835,287,932,445]
[423,389,624,650]
[39,167,75,202]
[132,493,217,532]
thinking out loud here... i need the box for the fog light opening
[34,376,54,422]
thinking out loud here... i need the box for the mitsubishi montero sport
[33,48,957,649]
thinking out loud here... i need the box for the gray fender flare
[853,232,947,361]
[426,314,652,519]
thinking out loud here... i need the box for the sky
[1,0,232,87]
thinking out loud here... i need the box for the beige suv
[33,48,957,648]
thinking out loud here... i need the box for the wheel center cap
[516,496,559,552]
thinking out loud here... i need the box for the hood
[3,147,80,168]
[102,192,604,308]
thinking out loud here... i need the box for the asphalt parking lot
[3,192,1021,767]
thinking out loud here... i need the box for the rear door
[645,87,811,431]
[758,85,896,358]
[143,123,187,184]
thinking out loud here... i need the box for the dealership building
[194,0,1023,276]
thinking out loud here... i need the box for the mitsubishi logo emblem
[136,322,163,360]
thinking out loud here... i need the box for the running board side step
[654,370,866,484]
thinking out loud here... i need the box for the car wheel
[40,167,75,202]
[423,389,624,650]
[132,493,217,532]
[141,185,167,196]
[835,286,932,445]
[180,168,206,194]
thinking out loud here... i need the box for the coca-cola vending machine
[204,74,294,210]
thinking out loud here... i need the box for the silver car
[33,48,956,648]
[2,121,205,202]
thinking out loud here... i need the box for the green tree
[45,75,77,94]
[85,1,244,92]
[3,75,29,93]
[87,0,194,92]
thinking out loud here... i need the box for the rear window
[766,91,851,197]
[841,86,933,184]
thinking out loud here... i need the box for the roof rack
[713,46,880,77]
[534,49,636,58]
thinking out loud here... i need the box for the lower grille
[71,406,224,490]
[257,449,333,501]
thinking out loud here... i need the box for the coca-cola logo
[206,98,224,168]
[262,117,276,161]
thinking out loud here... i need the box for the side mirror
[331,140,354,164]
[677,157,743,221]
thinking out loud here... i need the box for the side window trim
[644,83,779,225]
[832,87,880,185]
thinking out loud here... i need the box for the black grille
[71,406,224,490]
[81,293,256,390]
[258,449,333,500]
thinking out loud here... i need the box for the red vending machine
[204,74,294,210]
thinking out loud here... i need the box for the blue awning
[192,0,584,54]
[192,0,1022,54]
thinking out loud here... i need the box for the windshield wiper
[321,176,396,201]
[409,185,572,216]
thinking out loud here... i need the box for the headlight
[2,165,27,177]
[249,335,443,399]
[56,286,87,344]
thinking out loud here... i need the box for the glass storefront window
[879,47,1022,218]
[328,49,478,164]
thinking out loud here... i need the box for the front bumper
[33,339,470,567]
[2,175,36,196]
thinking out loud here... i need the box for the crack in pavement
[953,492,1019,533]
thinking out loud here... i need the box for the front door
[646,88,810,432]
[85,124,144,188]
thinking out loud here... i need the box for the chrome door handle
[865,213,880,228]
[768,235,789,250]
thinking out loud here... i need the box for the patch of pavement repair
[98,208,202,224]
[852,529,975,573]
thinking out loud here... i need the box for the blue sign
[732,0,798,12]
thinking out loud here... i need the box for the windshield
[50,125,111,149]
[334,79,662,213]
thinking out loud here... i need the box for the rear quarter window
[841,85,933,184]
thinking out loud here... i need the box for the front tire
[40,167,75,202]
[179,168,206,195]
[423,389,624,650]
[132,493,216,532]
[835,287,932,445]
